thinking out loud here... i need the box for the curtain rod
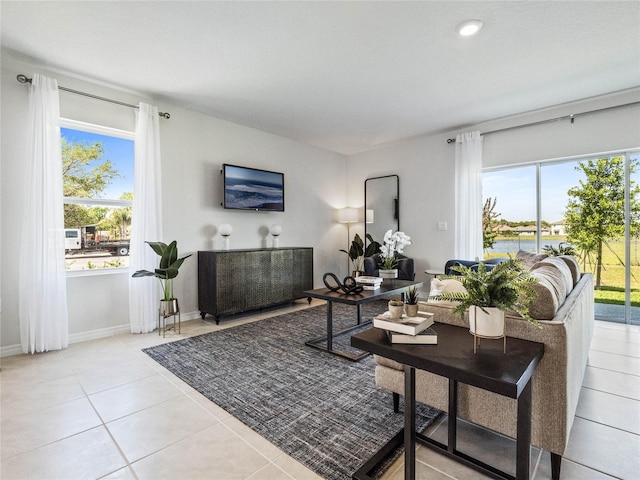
[446,100,640,143]
[16,74,170,119]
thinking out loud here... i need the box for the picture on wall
[223,164,285,212]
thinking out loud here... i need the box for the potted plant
[378,230,411,278]
[132,241,192,315]
[430,259,539,352]
[388,299,404,320]
[341,233,379,277]
[404,285,419,317]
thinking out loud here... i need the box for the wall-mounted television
[222,164,285,212]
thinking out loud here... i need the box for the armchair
[363,253,415,281]
[443,257,509,275]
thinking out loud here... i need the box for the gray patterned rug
[143,301,440,480]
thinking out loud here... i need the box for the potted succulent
[378,230,411,278]
[404,285,419,317]
[430,259,539,351]
[132,241,192,315]
[388,299,405,320]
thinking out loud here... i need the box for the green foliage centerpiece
[431,259,539,353]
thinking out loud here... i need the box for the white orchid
[379,230,411,269]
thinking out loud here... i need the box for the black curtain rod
[17,74,170,119]
[446,100,640,143]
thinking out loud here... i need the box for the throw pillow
[528,263,568,320]
[516,249,549,269]
[532,257,574,295]
[428,278,467,304]
[558,255,581,286]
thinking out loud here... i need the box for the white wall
[1,55,347,354]
[348,89,640,281]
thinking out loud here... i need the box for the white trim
[66,267,129,278]
[60,117,134,139]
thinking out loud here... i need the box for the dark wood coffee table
[304,279,422,360]
[351,323,544,480]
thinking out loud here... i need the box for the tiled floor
[1,302,638,479]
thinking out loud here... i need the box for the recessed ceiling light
[457,19,483,37]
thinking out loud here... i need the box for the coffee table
[304,279,422,360]
[351,323,544,480]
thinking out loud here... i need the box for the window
[61,119,134,272]
[483,150,640,324]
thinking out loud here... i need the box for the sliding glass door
[484,151,640,325]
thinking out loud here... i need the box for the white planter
[468,306,506,353]
[388,301,404,320]
[378,269,398,279]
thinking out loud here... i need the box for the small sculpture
[322,272,364,295]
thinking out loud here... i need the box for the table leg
[326,300,333,352]
[516,380,533,480]
[404,365,416,480]
[448,379,458,454]
[357,303,362,325]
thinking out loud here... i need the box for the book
[389,327,438,344]
[373,311,434,335]
[356,276,383,285]
[362,285,380,290]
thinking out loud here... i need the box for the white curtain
[19,74,69,354]
[454,131,484,259]
[128,103,163,333]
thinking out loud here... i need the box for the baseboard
[1,310,202,358]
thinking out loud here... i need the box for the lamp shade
[337,207,359,224]
[270,224,282,236]
[218,223,233,237]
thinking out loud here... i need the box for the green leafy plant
[542,242,576,257]
[405,285,419,305]
[132,241,192,301]
[430,259,540,327]
[340,233,380,273]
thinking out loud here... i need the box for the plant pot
[405,303,419,318]
[379,269,398,279]
[160,298,179,316]
[352,270,364,278]
[388,301,404,320]
[469,306,506,353]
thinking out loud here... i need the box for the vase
[388,301,404,320]
[404,303,419,318]
[159,298,179,316]
[378,269,398,280]
[468,306,506,353]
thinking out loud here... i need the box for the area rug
[143,302,441,480]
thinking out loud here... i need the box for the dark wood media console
[198,248,313,323]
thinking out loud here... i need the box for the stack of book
[373,310,438,344]
[355,276,383,290]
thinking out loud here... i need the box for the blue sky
[483,163,580,222]
[61,128,134,199]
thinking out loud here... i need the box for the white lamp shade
[218,223,233,237]
[270,224,282,236]
[365,209,374,224]
[337,207,359,224]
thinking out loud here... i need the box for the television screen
[223,164,285,211]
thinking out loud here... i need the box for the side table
[351,323,544,480]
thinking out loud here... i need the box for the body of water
[486,238,566,255]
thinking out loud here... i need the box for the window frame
[60,118,135,277]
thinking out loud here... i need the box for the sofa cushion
[516,249,549,269]
[428,278,467,305]
[528,263,568,320]
[558,255,581,286]
[532,257,574,295]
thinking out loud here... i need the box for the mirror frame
[365,174,399,249]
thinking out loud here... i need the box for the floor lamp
[337,207,359,274]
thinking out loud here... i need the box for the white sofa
[373,255,594,480]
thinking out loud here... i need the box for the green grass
[488,235,640,306]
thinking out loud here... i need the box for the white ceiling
[2,1,639,155]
